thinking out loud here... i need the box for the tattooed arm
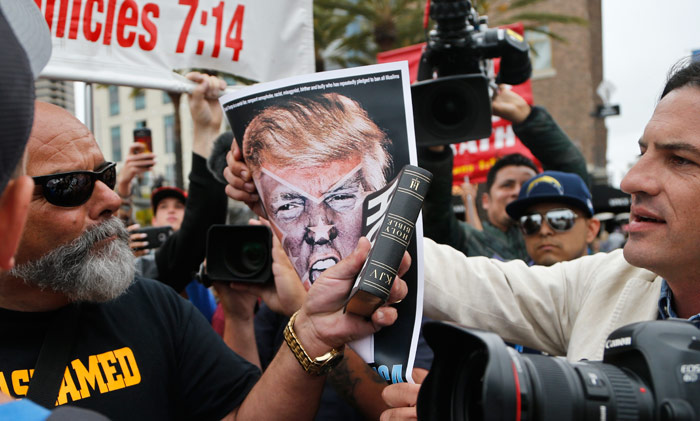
[328,348,390,420]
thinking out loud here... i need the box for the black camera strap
[26,303,82,409]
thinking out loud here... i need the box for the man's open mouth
[309,258,338,283]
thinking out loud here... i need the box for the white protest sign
[37,0,314,91]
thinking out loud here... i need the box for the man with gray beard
[10,217,134,302]
[0,100,409,420]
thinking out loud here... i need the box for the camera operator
[419,85,590,261]
[380,58,700,420]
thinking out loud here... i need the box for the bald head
[26,102,104,178]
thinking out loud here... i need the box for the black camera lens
[415,321,700,421]
[230,241,267,277]
[432,89,470,128]
[412,74,492,145]
[205,225,274,283]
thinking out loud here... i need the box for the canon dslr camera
[417,319,700,420]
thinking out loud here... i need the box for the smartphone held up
[133,128,153,153]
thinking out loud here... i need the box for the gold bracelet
[283,310,344,376]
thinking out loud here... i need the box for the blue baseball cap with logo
[506,170,594,219]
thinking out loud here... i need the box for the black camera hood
[417,321,520,421]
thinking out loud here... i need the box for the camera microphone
[206,131,234,185]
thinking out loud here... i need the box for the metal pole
[84,82,94,132]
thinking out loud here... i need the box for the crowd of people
[2,0,700,420]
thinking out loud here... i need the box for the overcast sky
[602,0,700,187]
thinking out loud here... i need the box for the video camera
[412,0,532,146]
[195,224,273,286]
[417,320,700,420]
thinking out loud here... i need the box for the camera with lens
[417,319,700,420]
[196,224,273,286]
[412,0,532,146]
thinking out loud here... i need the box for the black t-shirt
[0,277,261,421]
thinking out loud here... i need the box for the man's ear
[0,176,34,270]
[481,192,490,211]
[585,217,601,244]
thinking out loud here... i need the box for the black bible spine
[345,165,432,317]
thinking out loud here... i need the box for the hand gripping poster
[219,62,425,383]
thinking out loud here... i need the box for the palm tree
[475,0,587,42]
[314,0,426,69]
[314,0,587,69]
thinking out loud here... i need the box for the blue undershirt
[657,279,700,327]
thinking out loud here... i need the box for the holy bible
[344,164,433,317]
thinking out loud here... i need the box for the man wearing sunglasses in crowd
[491,170,599,355]
[506,170,600,267]
[1,97,409,418]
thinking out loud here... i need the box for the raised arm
[154,73,228,292]
[492,85,590,185]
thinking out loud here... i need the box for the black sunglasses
[32,162,117,207]
[519,208,579,236]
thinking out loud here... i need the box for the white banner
[36,0,314,91]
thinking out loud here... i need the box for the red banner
[377,23,540,185]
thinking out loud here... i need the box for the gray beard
[10,217,135,303]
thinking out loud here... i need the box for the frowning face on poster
[241,93,392,286]
[257,157,367,285]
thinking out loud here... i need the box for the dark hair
[661,58,700,99]
[485,153,538,192]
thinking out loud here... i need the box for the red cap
[151,186,187,213]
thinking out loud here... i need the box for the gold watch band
[283,310,345,376]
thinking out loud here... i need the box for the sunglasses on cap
[32,162,117,207]
[519,208,579,236]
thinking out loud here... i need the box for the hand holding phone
[133,128,153,153]
[131,226,173,251]
[116,143,156,197]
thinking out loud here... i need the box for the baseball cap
[506,171,594,219]
[151,186,188,213]
[0,0,52,194]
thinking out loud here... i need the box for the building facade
[35,79,75,114]
[92,86,197,191]
[521,0,608,181]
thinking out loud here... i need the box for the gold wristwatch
[284,310,345,376]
